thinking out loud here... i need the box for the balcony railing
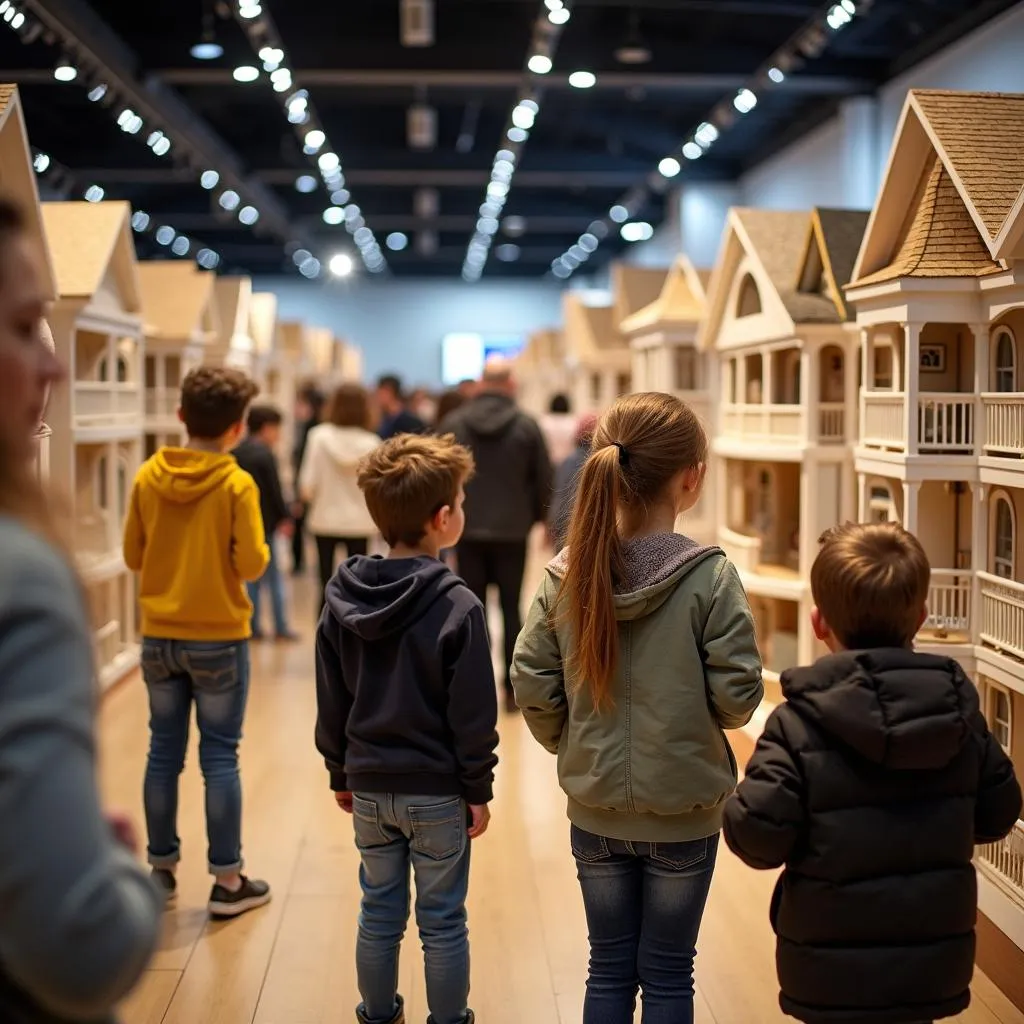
[861,392,976,453]
[719,525,763,574]
[923,569,972,636]
[981,394,1024,457]
[818,403,846,443]
[977,820,1024,907]
[979,571,1024,662]
[720,404,802,442]
[145,387,179,420]
[861,393,904,448]
[74,383,140,430]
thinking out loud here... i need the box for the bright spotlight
[87,83,108,102]
[155,225,176,246]
[329,253,354,278]
[84,184,105,203]
[528,54,553,75]
[53,61,78,83]
[621,221,654,243]
[386,232,408,251]
[218,190,241,211]
[171,235,191,256]
[609,205,629,223]
[569,70,597,89]
[682,141,703,160]
[305,129,326,151]
[232,65,259,83]
[659,157,682,178]
[32,151,49,173]
[323,207,345,225]
[318,151,341,173]
[131,211,150,232]
[768,66,785,83]
[238,205,260,225]
[734,88,758,114]
[295,175,318,193]
[200,169,220,189]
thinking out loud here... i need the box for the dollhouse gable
[40,201,141,325]
[563,292,630,371]
[138,261,219,345]
[619,255,707,335]
[851,90,1024,286]
[214,276,253,347]
[791,208,870,322]
[0,85,55,301]
[700,208,809,351]
[611,264,669,329]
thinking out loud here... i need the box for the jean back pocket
[408,798,464,861]
[570,825,612,864]
[183,644,241,693]
[352,795,391,850]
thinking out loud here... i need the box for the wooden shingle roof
[855,156,1002,286]
[619,255,707,335]
[563,293,630,371]
[787,208,870,322]
[137,261,217,342]
[611,264,669,328]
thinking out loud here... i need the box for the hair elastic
[611,441,629,467]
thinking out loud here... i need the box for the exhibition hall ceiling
[0,0,1015,280]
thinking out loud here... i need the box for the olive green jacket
[511,542,763,842]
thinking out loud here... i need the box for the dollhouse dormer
[562,292,631,413]
[137,261,219,454]
[211,275,255,374]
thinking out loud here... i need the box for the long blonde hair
[557,393,708,710]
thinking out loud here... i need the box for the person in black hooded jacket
[724,522,1021,1024]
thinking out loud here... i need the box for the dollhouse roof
[213,276,253,347]
[611,264,669,328]
[40,201,141,312]
[619,255,707,335]
[0,85,55,301]
[137,261,218,343]
[280,321,311,361]
[520,327,564,368]
[851,90,1024,284]
[563,292,630,371]
[789,208,870,321]
[249,291,278,355]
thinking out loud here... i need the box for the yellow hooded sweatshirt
[123,448,270,641]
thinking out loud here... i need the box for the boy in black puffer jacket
[724,522,1021,1024]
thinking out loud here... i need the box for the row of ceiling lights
[462,0,572,282]
[550,0,866,280]
[228,0,383,277]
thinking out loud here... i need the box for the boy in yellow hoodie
[124,366,272,918]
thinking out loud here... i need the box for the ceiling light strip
[231,0,385,276]
[461,0,573,282]
[550,0,873,280]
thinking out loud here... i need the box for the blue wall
[259,277,565,388]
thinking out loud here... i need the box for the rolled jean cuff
[209,858,244,877]
[148,850,181,869]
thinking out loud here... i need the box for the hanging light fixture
[190,0,223,60]
[615,11,652,65]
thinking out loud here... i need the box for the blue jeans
[352,793,473,1024]
[141,638,250,875]
[572,826,719,1024]
[247,543,289,636]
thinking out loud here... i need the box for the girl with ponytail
[512,392,763,1024]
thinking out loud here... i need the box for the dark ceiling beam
[478,0,817,12]
[153,69,869,95]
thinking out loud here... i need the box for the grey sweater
[0,517,162,1023]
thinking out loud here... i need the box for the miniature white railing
[94,619,122,672]
[861,392,904,448]
[719,525,763,573]
[818,403,846,442]
[977,820,1024,908]
[145,387,179,420]
[74,383,140,429]
[923,569,972,635]
[981,394,1024,456]
[979,571,1024,662]
[918,394,975,452]
[720,404,802,441]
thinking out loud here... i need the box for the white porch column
[735,356,747,406]
[857,472,868,521]
[903,322,922,455]
[761,348,773,405]
[715,456,729,545]
[797,594,817,667]
[972,323,990,456]
[800,342,818,444]
[902,480,921,533]
[846,337,860,442]
[970,482,987,643]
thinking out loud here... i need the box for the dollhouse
[845,89,1024,992]
[250,290,281,399]
[138,260,218,456]
[516,328,568,417]
[700,205,869,689]
[562,291,632,413]
[211,275,255,374]
[620,256,715,541]
[40,200,144,690]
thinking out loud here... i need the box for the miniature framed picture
[920,343,946,373]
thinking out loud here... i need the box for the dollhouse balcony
[817,403,847,443]
[145,387,179,421]
[919,569,972,642]
[979,572,1024,663]
[74,383,140,432]
[720,404,803,444]
[976,819,1024,905]
[719,525,762,572]
[981,394,1024,457]
[860,392,975,454]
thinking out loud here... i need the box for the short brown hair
[180,367,258,439]
[358,433,474,547]
[810,521,930,649]
[327,383,371,429]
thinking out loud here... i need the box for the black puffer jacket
[723,649,1021,1024]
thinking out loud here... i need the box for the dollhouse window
[868,483,897,524]
[590,373,602,403]
[674,348,696,391]
[616,372,631,396]
[98,355,128,383]
[737,274,762,318]
[987,683,1013,754]
[96,455,109,511]
[874,345,894,389]
[993,495,1015,579]
[993,329,1017,393]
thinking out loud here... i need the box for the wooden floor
[102,570,1024,1024]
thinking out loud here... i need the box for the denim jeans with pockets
[572,825,719,1024]
[247,542,289,637]
[352,793,473,1024]
[141,638,250,875]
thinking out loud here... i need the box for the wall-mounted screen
[441,333,524,385]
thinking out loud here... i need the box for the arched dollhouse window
[97,355,129,383]
[987,682,1013,753]
[868,481,897,524]
[992,494,1015,579]
[993,328,1017,393]
[96,454,109,511]
[737,274,762,318]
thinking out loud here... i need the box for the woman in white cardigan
[298,383,381,613]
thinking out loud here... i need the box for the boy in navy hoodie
[315,432,499,1024]
[724,522,1021,1024]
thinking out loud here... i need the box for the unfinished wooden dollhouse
[40,200,144,690]
[516,328,568,417]
[700,205,869,687]
[211,275,255,374]
[138,261,218,455]
[845,89,1024,993]
[562,292,632,413]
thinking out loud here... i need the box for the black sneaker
[208,875,271,918]
[151,868,177,906]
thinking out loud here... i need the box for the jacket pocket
[352,795,391,849]
[650,836,711,871]
[409,798,464,861]
[570,825,612,863]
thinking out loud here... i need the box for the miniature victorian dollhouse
[562,292,632,414]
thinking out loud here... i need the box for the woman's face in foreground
[0,234,61,464]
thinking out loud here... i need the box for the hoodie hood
[782,649,979,770]
[313,423,379,468]
[548,533,722,622]
[461,391,520,437]
[326,555,463,640]
[143,448,239,504]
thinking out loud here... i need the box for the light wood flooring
[102,571,1024,1024]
